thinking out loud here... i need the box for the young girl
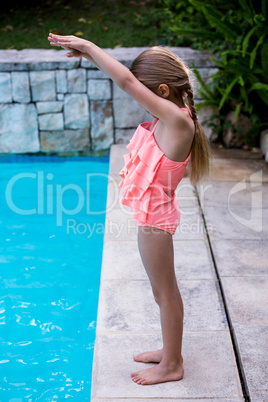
[48,33,210,386]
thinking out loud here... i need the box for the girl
[48,33,210,386]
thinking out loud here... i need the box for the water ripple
[0,157,108,400]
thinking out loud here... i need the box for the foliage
[0,0,166,49]
[163,0,268,145]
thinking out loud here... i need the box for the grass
[0,0,168,50]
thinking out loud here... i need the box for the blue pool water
[0,155,109,400]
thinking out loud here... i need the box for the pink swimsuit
[118,109,192,235]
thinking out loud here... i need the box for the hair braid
[186,86,198,122]
[185,85,211,184]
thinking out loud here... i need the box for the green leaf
[191,64,215,99]
[257,89,268,105]
[250,35,264,69]
[242,26,257,57]
[239,0,254,14]
[196,89,210,101]
[217,87,226,96]
[209,55,225,67]
[234,103,242,121]
[219,76,239,109]
[254,13,265,23]
[191,3,239,40]
[240,86,248,102]
[171,26,210,39]
[249,82,268,92]
[198,89,216,102]
[196,100,218,111]
[238,76,245,86]
[221,50,243,65]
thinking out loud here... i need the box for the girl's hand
[48,33,90,57]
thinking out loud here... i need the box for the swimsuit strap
[151,118,160,134]
[180,106,193,117]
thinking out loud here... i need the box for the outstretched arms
[48,34,189,128]
[49,34,138,92]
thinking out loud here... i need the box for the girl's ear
[156,84,170,98]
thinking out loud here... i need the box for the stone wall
[0,48,218,154]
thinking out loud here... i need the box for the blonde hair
[130,46,211,185]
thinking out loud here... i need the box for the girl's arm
[48,34,189,128]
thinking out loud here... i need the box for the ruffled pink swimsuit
[118,109,192,235]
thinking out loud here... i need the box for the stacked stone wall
[0,48,218,154]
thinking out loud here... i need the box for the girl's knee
[153,288,179,306]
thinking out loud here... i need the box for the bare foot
[131,361,184,385]
[133,350,183,365]
[133,349,163,363]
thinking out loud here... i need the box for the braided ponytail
[185,86,211,185]
[185,87,198,121]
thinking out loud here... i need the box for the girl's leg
[134,277,184,363]
[134,238,184,364]
[131,226,184,385]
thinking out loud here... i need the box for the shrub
[163,0,268,145]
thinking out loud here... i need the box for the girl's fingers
[48,37,61,46]
[48,34,80,53]
[49,40,70,51]
[57,40,70,46]
[48,34,76,48]
[49,33,72,40]
[49,41,61,47]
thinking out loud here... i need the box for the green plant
[164,0,268,146]
[0,0,167,49]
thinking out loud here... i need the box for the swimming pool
[0,155,109,400]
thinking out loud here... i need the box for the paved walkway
[91,144,268,402]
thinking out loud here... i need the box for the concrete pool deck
[91,144,268,401]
